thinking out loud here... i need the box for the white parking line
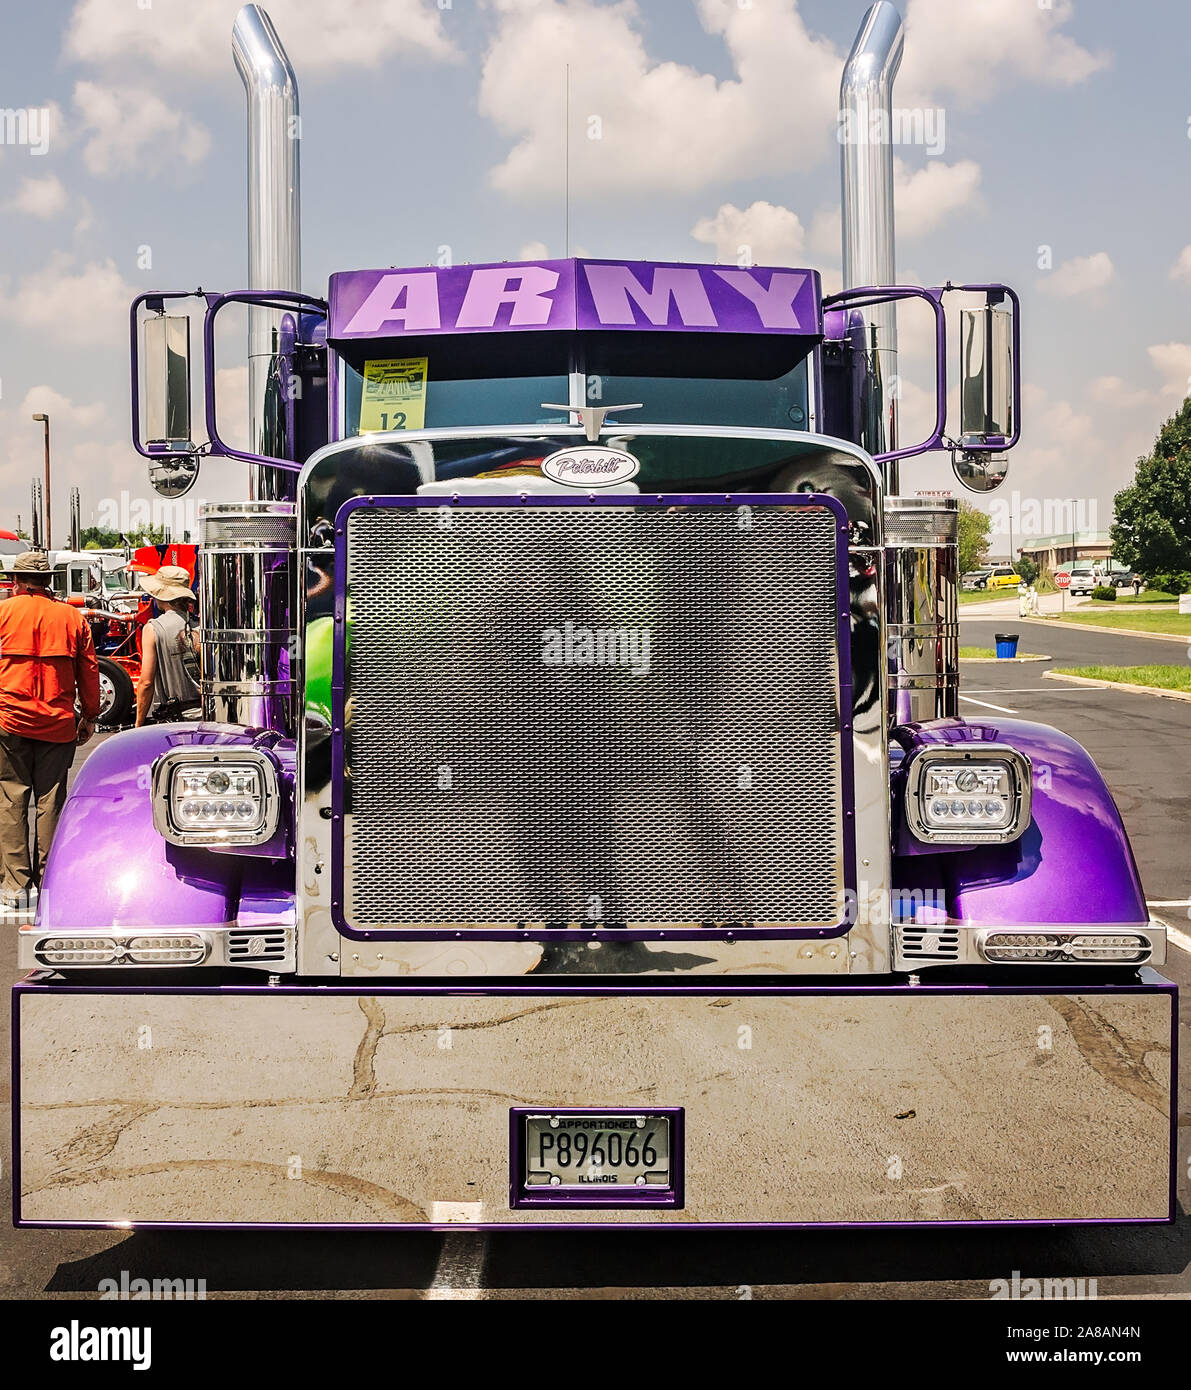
[1148,899,1191,908]
[426,1232,488,1301]
[1162,925,1191,956]
[959,694,1018,714]
[1147,908,1191,956]
[963,688,1105,695]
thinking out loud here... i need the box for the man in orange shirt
[0,551,100,911]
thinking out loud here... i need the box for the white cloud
[900,0,1109,108]
[0,253,137,348]
[1088,376,1157,411]
[895,158,981,238]
[480,0,840,198]
[0,387,130,519]
[1169,245,1191,285]
[73,81,210,176]
[480,0,1106,200]
[1146,343,1191,400]
[690,201,806,266]
[65,0,458,74]
[1037,251,1114,297]
[518,240,550,260]
[8,174,69,218]
[1084,349,1191,416]
[23,385,107,431]
[807,205,841,259]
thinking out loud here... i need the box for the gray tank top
[149,609,200,713]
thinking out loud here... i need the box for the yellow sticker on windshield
[359,356,428,432]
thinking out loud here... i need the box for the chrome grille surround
[333,494,853,937]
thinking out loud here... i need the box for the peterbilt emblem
[541,445,640,488]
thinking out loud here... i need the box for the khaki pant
[0,730,75,901]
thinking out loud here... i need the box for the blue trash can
[994,633,1019,659]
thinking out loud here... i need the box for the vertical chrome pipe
[883,498,959,724]
[840,2,903,488]
[232,4,300,501]
[199,502,297,733]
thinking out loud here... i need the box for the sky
[0,0,1189,556]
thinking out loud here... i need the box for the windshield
[338,332,814,437]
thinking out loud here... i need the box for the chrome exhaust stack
[198,501,297,733]
[840,2,903,488]
[884,497,959,724]
[232,4,301,502]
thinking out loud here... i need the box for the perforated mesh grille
[201,509,296,546]
[341,501,846,930]
[883,502,958,546]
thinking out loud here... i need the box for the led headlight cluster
[152,748,280,846]
[172,765,265,831]
[982,931,1149,964]
[904,744,1031,845]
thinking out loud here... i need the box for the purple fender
[37,725,295,932]
[892,717,1148,926]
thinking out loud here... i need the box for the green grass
[1051,665,1191,692]
[960,646,1047,659]
[1089,590,1178,605]
[959,589,1012,604]
[1051,610,1191,637]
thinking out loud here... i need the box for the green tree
[79,526,121,549]
[1111,397,1191,578]
[1014,555,1039,585]
[957,499,992,575]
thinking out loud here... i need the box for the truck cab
[12,1,1174,1233]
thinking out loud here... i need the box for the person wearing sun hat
[0,550,100,911]
[135,564,201,726]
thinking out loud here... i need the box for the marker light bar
[34,933,209,967]
[981,931,1150,964]
[904,744,1030,845]
[152,748,279,846]
[37,936,119,966]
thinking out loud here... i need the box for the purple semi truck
[12,4,1173,1231]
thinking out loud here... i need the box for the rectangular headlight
[152,748,279,846]
[905,744,1030,845]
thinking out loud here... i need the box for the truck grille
[338,498,848,932]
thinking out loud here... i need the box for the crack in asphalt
[26,1157,427,1220]
[1047,996,1170,1116]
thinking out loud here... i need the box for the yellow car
[964,564,1021,591]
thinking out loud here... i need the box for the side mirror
[142,314,192,449]
[959,303,1013,445]
[952,450,1009,493]
[141,313,200,498]
[148,451,200,499]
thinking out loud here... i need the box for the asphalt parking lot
[1,619,1187,1301]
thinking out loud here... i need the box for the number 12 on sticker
[359,356,428,432]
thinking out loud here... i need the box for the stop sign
[1055,571,1071,589]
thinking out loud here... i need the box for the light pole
[31,413,50,550]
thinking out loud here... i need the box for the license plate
[521,1111,674,1194]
